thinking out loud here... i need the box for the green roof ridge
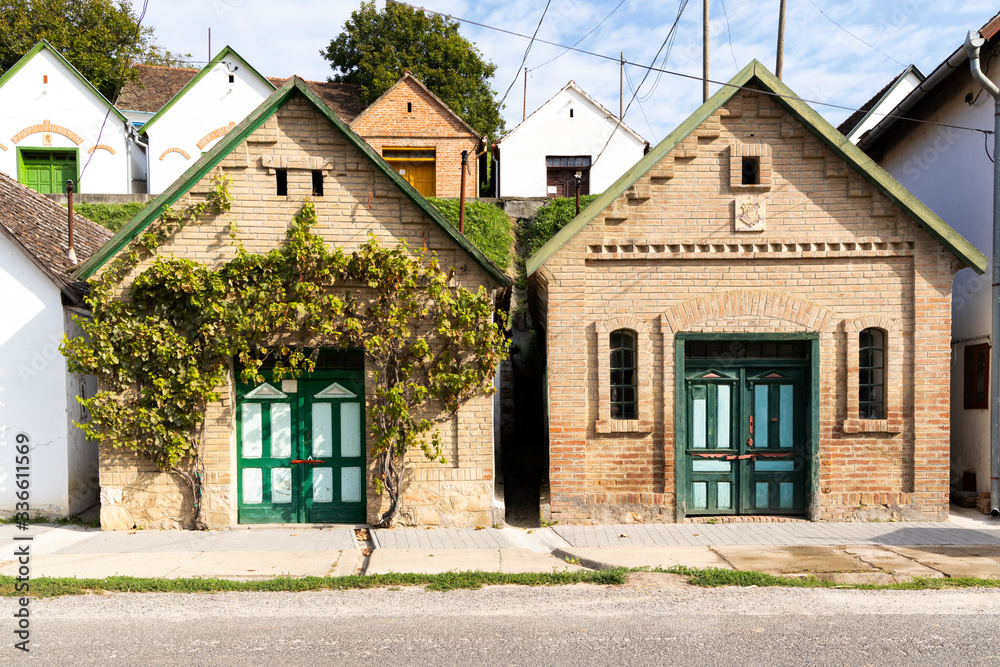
[0,39,128,124]
[138,45,277,137]
[527,60,987,276]
[76,76,510,285]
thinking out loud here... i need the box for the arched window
[859,328,885,419]
[610,330,637,420]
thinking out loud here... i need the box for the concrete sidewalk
[2,508,1000,583]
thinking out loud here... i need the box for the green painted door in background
[237,373,365,523]
[18,149,77,194]
[685,364,808,515]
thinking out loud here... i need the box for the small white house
[0,40,137,195]
[139,46,276,194]
[855,10,1000,505]
[0,172,111,518]
[497,81,648,198]
[838,65,925,145]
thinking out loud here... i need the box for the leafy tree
[322,1,505,140]
[0,0,190,100]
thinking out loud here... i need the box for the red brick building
[350,72,481,200]
[527,62,986,524]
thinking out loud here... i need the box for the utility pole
[208,28,212,61]
[776,0,787,79]
[703,0,710,102]
[620,52,624,119]
[523,68,528,122]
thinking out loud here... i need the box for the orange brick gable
[531,66,976,525]
[351,75,480,199]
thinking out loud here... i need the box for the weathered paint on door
[237,372,365,523]
[684,361,808,515]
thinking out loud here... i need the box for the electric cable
[804,0,905,67]
[530,0,626,72]
[498,0,552,107]
[720,0,740,68]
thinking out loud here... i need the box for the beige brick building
[527,62,987,524]
[350,73,481,200]
[77,77,509,530]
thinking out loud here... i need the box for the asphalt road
[8,574,1000,666]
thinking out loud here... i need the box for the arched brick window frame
[844,316,902,433]
[596,317,653,434]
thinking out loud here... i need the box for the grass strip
[657,565,1000,590]
[0,568,628,598]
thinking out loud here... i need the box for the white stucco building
[0,40,138,195]
[497,81,648,198]
[854,11,1000,502]
[138,46,276,194]
[0,173,111,517]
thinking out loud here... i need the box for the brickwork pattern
[12,119,84,145]
[98,91,501,530]
[539,88,959,524]
[350,77,479,199]
[158,147,192,161]
[87,144,116,155]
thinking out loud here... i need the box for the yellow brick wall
[539,87,960,524]
[98,91,501,530]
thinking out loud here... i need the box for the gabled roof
[116,64,199,113]
[527,61,987,277]
[837,65,924,139]
[75,77,509,286]
[0,172,112,302]
[268,77,365,123]
[0,39,128,124]
[349,72,481,139]
[138,46,276,136]
[500,80,648,146]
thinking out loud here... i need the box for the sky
[131,0,1000,141]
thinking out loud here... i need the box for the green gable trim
[526,60,987,277]
[138,45,277,137]
[75,77,510,286]
[0,40,128,124]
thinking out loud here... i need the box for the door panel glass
[692,388,707,449]
[342,467,362,503]
[717,482,731,509]
[243,468,262,504]
[755,460,794,472]
[754,385,769,448]
[779,483,794,509]
[242,404,262,458]
[693,460,731,472]
[716,385,731,448]
[271,404,292,458]
[312,403,333,457]
[692,482,707,509]
[272,468,292,504]
[779,385,794,448]
[755,482,769,509]
[341,402,361,457]
[312,468,333,503]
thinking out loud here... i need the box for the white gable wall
[0,233,74,516]
[0,48,131,194]
[144,56,274,194]
[498,87,646,197]
[846,70,924,145]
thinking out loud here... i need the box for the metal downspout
[964,30,1000,517]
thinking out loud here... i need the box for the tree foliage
[63,173,508,528]
[322,1,505,140]
[0,0,190,100]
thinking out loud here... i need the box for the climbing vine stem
[64,172,508,528]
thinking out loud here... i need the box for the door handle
[749,415,754,434]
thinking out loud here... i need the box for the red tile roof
[269,78,365,122]
[116,64,199,113]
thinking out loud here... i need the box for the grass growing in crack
[0,569,630,598]
[651,566,1000,590]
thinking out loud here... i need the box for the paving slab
[712,545,876,574]
[364,548,582,575]
[843,545,943,580]
[884,546,1000,578]
[552,546,731,571]
[0,552,193,579]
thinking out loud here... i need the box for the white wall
[145,55,274,193]
[499,87,646,198]
[0,48,131,194]
[877,65,995,492]
[0,233,72,516]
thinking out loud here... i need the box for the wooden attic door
[383,147,436,197]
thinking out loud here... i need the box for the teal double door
[237,372,365,523]
[684,362,809,516]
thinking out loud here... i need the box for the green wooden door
[685,364,807,515]
[18,149,77,194]
[237,372,365,523]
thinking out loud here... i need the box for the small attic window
[311,170,324,197]
[570,108,574,118]
[228,74,235,84]
[276,168,288,196]
[741,157,760,185]
[407,102,413,113]
[42,75,48,84]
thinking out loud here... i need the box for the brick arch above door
[660,290,836,335]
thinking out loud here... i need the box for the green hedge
[71,202,146,232]
[428,198,513,270]
[519,195,600,257]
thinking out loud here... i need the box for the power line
[529,0,627,72]
[624,64,657,143]
[719,0,739,68]
[804,0,905,67]
[393,1,993,138]
[635,0,688,103]
[498,0,552,107]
